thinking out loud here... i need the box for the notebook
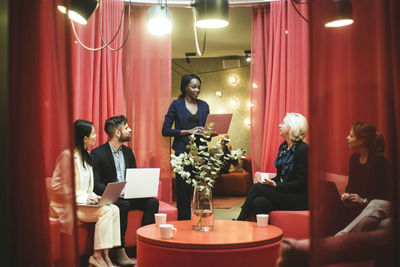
[124,168,160,199]
[203,113,233,134]
[77,181,126,207]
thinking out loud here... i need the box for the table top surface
[137,220,283,249]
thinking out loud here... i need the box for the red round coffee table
[136,220,283,267]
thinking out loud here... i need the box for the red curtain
[123,6,172,203]
[250,0,309,175]
[70,3,173,202]
[309,0,400,265]
[71,0,126,145]
[9,0,78,266]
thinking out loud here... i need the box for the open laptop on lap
[77,181,126,207]
[124,168,160,199]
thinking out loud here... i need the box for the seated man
[92,115,159,266]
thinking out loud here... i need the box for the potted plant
[170,124,228,231]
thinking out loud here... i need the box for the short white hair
[283,113,308,142]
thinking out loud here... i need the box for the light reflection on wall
[171,57,251,155]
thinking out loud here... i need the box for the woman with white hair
[236,113,309,220]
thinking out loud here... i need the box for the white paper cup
[159,224,177,239]
[155,213,167,226]
[256,214,269,227]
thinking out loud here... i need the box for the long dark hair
[74,119,93,167]
[178,73,202,99]
[352,121,385,156]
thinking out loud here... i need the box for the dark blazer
[91,142,137,195]
[162,97,210,155]
[273,141,308,193]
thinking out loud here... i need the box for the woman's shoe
[89,256,100,267]
[103,254,114,267]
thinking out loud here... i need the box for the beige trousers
[77,204,121,250]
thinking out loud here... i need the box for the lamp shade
[68,0,99,25]
[147,5,173,36]
[325,0,353,27]
[193,0,229,29]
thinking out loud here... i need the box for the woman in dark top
[236,113,309,220]
[162,73,214,220]
[340,121,390,224]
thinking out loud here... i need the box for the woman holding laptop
[162,73,215,220]
[50,120,120,267]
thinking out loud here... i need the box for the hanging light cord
[71,0,132,51]
[100,0,132,51]
[192,7,207,56]
[290,0,310,23]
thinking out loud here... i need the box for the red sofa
[46,177,177,264]
[213,156,253,196]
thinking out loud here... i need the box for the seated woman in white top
[51,119,121,267]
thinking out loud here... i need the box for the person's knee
[116,200,130,214]
[98,205,113,218]
[251,196,270,214]
[369,199,390,209]
[146,198,159,212]
[111,204,120,216]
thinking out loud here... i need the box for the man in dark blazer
[92,115,159,266]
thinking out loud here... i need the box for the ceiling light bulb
[245,119,251,125]
[57,5,67,14]
[230,99,237,106]
[252,83,258,89]
[229,76,237,84]
[147,5,172,36]
[195,19,229,29]
[216,91,223,97]
[68,10,89,25]
[217,109,224,114]
[325,19,353,27]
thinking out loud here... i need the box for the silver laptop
[77,181,126,207]
[124,168,160,199]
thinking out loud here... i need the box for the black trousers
[240,183,307,219]
[115,197,159,247]
[176,173,193,220]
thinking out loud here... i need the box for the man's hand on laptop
[87,192,101,204]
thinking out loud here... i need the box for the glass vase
[191,185,214,231]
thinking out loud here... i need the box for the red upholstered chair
[269,210,310,239]
[46,177,178,261]
[213,156,253,196]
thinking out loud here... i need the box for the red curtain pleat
[309,0,400,265]
[9,0,78,266]
[70,0,126,144]
[250,0,310,175]
[122,6,172,203]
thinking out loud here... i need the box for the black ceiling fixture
[185,52,196,64]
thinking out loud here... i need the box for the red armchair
[46,177,177,264]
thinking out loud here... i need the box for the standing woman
[162,73,211,220]
[51,120,121,267]
[236,113,309,220]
